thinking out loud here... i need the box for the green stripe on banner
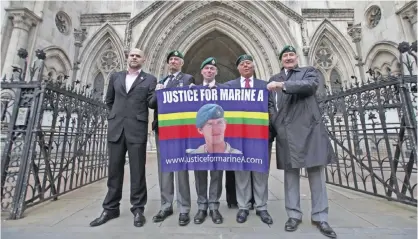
[159,117,269,127]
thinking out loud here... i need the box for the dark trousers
[102,130,147,214]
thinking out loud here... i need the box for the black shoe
[227,203,238,209]
[256,210,273,225]
[152,209,173,222]
[179,213,190,226]
[193,210,207,224]
[312,221,337,238]
[209,209,223,224]
[249,204,254,210]
[285,218,302,232]
[134,211,146,227]
[89,210,120,227]
[236,209,249,223]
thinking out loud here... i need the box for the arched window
[330,69,342,93]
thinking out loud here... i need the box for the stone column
[2,8,41,79]
[348,23,366,83]
[71,28,87,87]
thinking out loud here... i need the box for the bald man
[90,48,157,228]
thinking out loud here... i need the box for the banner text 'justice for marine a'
[157,86,269,173]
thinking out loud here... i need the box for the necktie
[165,75,174,87]
[244,78,251,88]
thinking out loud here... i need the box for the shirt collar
[127,68,141,75]
[240,76,254,82]
[203,79,216,87]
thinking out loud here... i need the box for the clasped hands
[266,81,284,91]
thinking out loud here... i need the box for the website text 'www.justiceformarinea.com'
[165,154,264,165]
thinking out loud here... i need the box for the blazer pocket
[107,113,116,120]
[136,114,148,122]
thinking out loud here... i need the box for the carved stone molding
[141,1,289,77]
[124,1,165,49]
[74,28,88,47]
[6,8,42,32]
[396,0,417,22]
[302,8,354,20]
[365,5,381,28]
[348,23,362,43]
[124,1,303,50]
[80,12,131,26]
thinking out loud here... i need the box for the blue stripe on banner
[159,138,269,173]
[156,86,269,114]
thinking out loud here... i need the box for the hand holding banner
[157,86,269,173]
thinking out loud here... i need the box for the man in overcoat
[267,45,337,238]
[90,48,157,228]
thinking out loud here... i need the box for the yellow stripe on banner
[158,111,268,120]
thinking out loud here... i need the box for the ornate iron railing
[1,49,109,219]
[306,41,417,206]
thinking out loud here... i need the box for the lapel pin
[140,77,144,80]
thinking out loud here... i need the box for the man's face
[127,49,145,69]
[198,118,226,145]
[201,65,217,81]
[281,52,298,69]
[168,56,183,72]
[237,60,254,77]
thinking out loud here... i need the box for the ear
[197,128,203,135]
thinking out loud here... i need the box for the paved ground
[2,153,417,239]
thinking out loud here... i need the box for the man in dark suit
[267,45,337,238]
[151,50,196,226]
[89,48,157,228]
[224,54,273,225]
[190,57,224,225]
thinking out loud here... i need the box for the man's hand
[156,83,164,90]
[189,83,195,88]
[267,81,284,91]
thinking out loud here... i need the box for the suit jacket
[152,72,195,132]
[268,66,336,169]
[105,70,157,144]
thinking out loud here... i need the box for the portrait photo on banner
[156,86,269,173]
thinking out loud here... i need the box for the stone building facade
[1,0,417,135]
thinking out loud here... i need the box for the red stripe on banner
[158,124,269,140]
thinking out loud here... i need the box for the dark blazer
[105,70,157,144]
[152,72,195,132]
[268,66,337,170]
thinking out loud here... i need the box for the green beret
[278,45,296,60]
[196,104,224,128]
[166,50,184,63]
[236,54,253,66]
[200,57,217,70]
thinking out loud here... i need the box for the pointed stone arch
[42,46,72,80]
[78,23,125,86]
[134,1,300,80]
[308,19,356,89]
[364,41,401,76]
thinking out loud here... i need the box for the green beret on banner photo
[200,57,217,70]
[166,50,184,63]
[278,45,296,60]
[235,54,253,66]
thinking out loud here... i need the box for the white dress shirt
[203,79,216,87]
[126,69,141,93]
[240,76,254,88]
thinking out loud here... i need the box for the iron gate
[1,49,109,219]
[311,41,417,206]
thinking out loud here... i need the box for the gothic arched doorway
[183,31,245,84]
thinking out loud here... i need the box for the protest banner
[156,86,269,173]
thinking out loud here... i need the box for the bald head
[127,48,145,70]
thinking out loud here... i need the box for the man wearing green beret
[186,98,241,225]
[223,54,273,225]
[152,50,196,226]
[267,45,337,238]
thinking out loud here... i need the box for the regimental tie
[165,74,174,87]
[244,78,251,88]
